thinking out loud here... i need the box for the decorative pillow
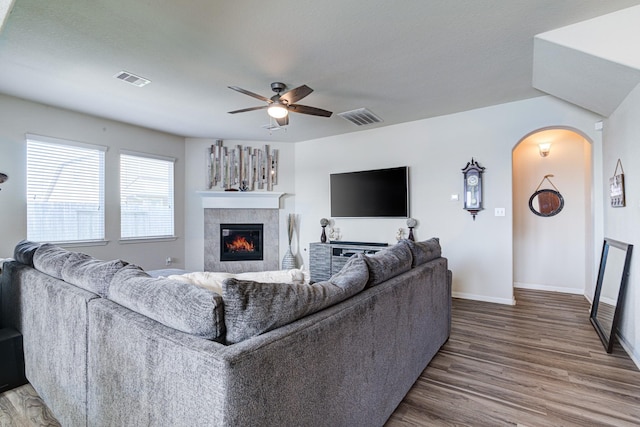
[167,271,231,295]
[61,252,128,297]
[223,254,369,344]
[363,241,413,287]
[14,240,41,266]
[109,265,225,342]
[167,268,308,296]
[404,238,442,267]
[33,243,73,279]
[234,268,306,284]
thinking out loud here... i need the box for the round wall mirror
[529,189,564,217]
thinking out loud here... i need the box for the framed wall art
[609,159,625,208]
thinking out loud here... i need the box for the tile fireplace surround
[199,191,283,273]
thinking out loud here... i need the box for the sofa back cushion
[223,253,369,344]
[363,241,413,287]
[14,240,41,266]
[109,265,225,342]
[61,252,128,297]
[33,243,73,279]
[404,238,442,267]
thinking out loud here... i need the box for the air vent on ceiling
[114,71,151,87]
[337,108,383,126]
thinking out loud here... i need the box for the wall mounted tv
[330,166,409,218]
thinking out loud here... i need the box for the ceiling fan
[227,82,332,127]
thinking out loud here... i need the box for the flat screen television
[330,166,409,217]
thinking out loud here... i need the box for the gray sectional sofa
[0,238,451,427]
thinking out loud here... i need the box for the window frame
[26,133,107,245]
[119,149,176,242]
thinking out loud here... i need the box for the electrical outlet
[495,208,506,217]
[165,257,172,266]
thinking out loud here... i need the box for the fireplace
[204,208,278,272]
[220,224,264,261]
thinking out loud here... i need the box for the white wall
[0,94,185,270]
[602,83,640,365]
[294,96,603,305]
[184,138,296,272]
[513,129,591,294]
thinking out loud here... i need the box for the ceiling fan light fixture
[267,103,288,119]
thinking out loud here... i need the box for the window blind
[120,152,175,239]
[26,135,106,243]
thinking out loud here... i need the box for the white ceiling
[1,0,639,143]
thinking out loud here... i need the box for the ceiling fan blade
[276,115,289,127]
[279,85,313,105]
[228,86,271,103]
[288,104,333,117]
[228,105,268,114]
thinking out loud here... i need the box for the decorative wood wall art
[609,159,625,207]
[208,140,278,191]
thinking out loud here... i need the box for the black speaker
[0,328,27,393]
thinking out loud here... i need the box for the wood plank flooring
[386,289,640,426]
[1,289,639,426]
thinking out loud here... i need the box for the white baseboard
[452,291,515,305]
[514,282,585,295]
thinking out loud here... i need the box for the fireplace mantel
[197,191,284,209]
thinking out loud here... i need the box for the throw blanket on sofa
[166,268,308,295]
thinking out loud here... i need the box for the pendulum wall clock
[462,158,485,220]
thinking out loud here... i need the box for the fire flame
[226,235,255,252]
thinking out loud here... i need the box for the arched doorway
[513,128,593,294]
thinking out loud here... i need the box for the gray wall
[0,94,186,270]
[292,95,603,306]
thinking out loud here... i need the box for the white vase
[282,245,296,270]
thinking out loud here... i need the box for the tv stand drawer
[310,242,386,282]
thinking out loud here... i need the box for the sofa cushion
[61,252,128,297]
[363,241,413,287]
[223,253,369,344]
[108,265,225,341]
[14,240,41,266]
[404,238,442,267]
[33,243,73,279]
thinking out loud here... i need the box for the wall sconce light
[538,143,551,157]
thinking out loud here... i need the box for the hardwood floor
[386,289,640,426]
[1,289,639,426]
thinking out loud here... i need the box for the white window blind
[120,152,175,239]
[26,135,106,243]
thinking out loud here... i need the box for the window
[26,134,106,243]
[120,151,175,239]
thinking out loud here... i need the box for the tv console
[329,241,389,247]
[309,242,387,282]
